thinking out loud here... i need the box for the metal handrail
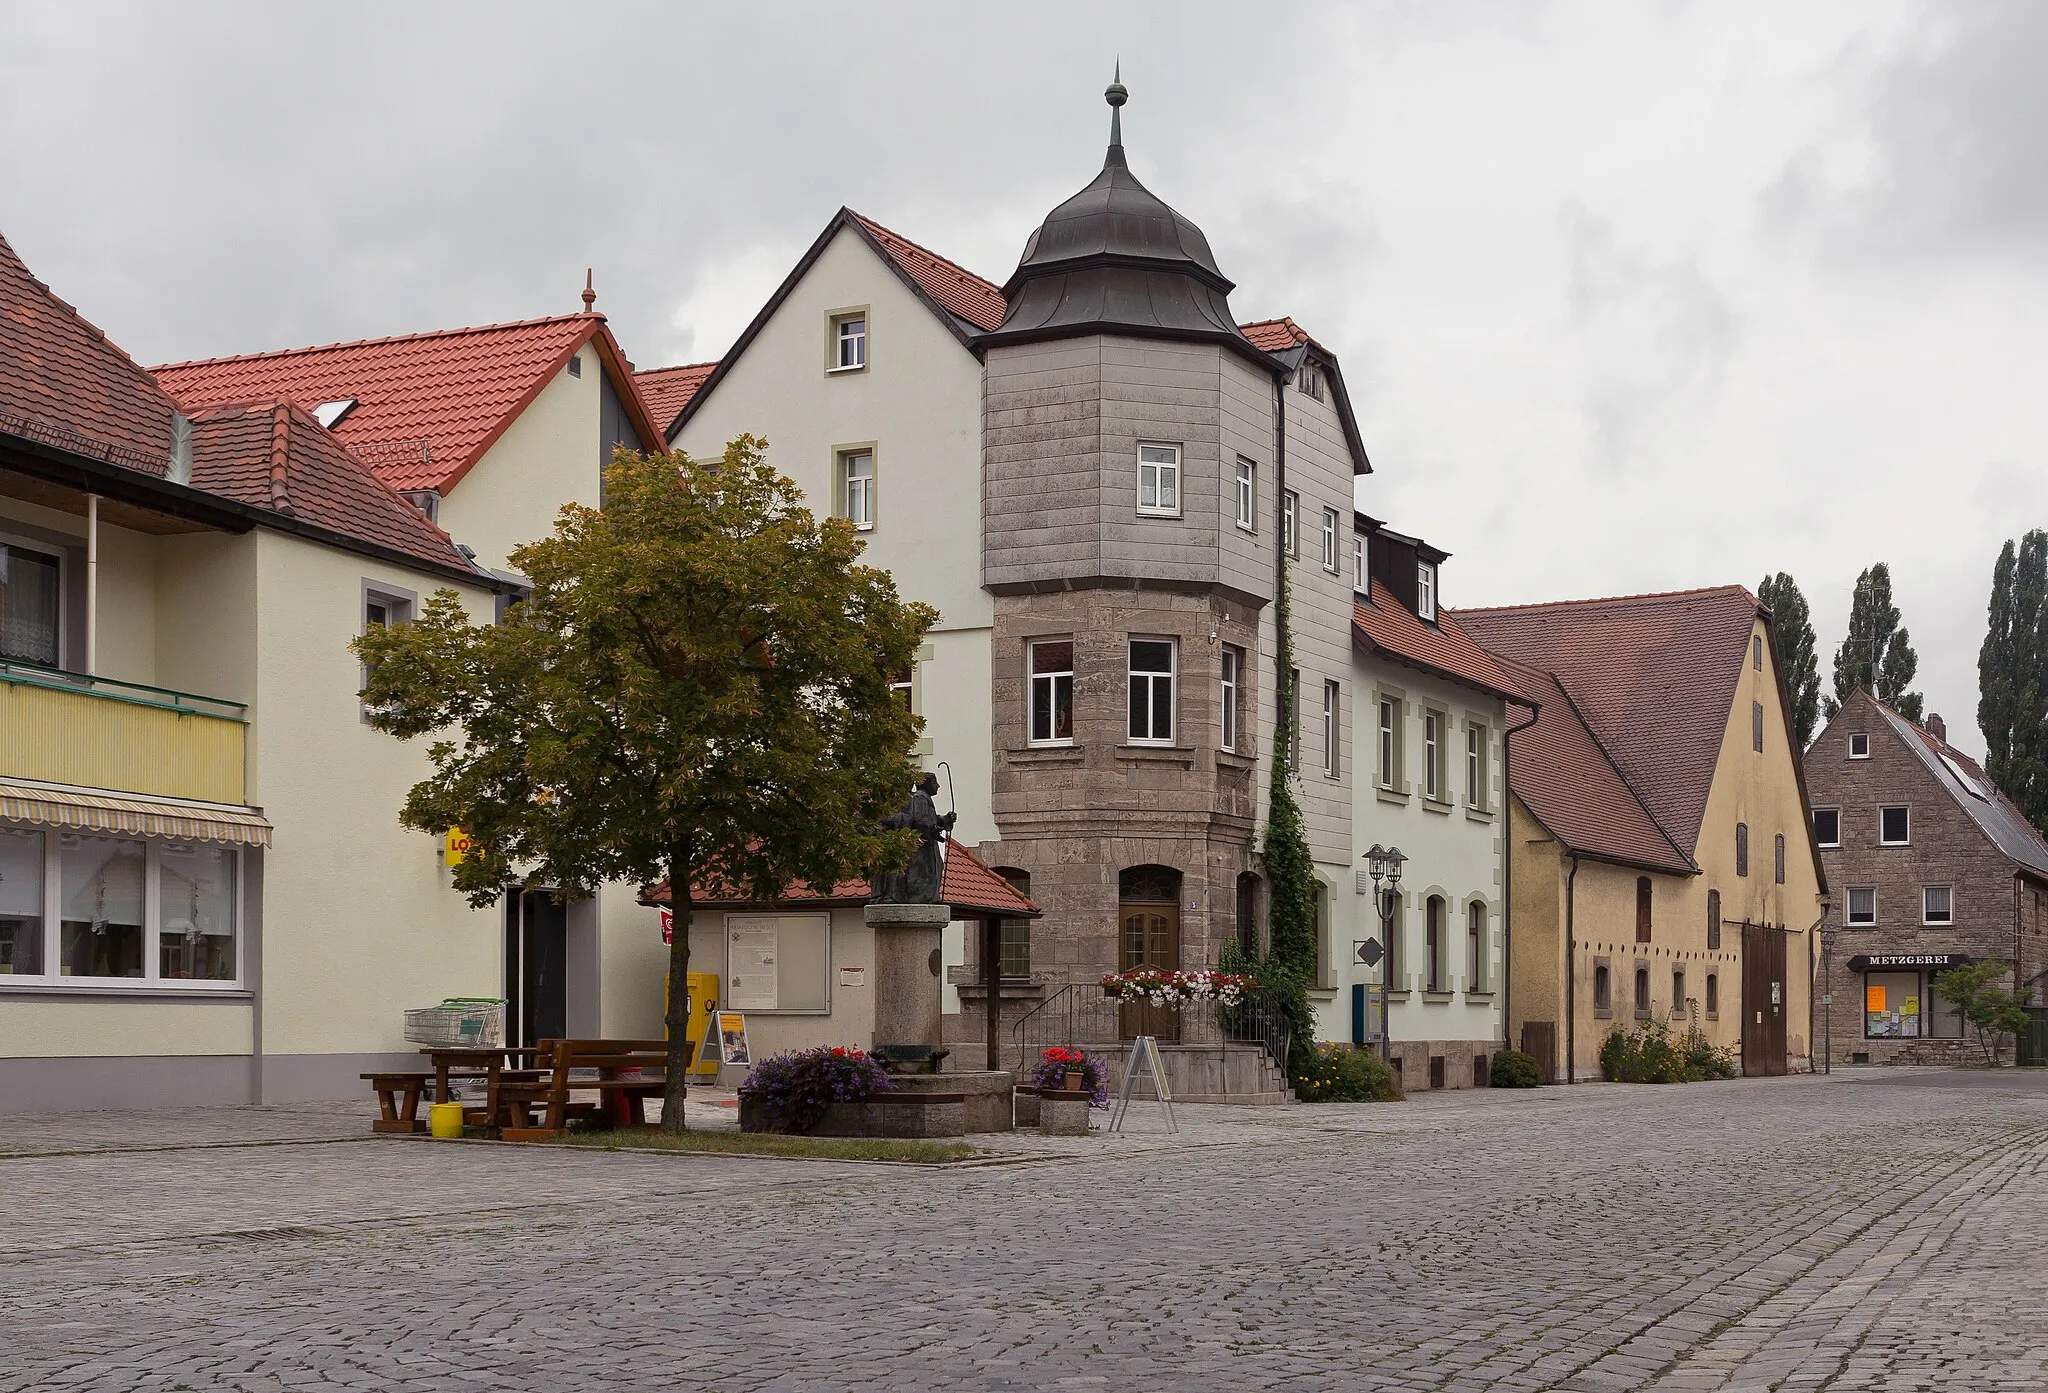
[1009,981,1292,1077]
[0,658,248,722]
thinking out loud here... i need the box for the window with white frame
[832,313,866,371]
[1881,806,1910,845]
[1220,645,1242,753]
[1028,639,1074,745]
[1233,459,1255,531]
[1322,679,1340,777]
[841,450,875,530]
[1282,490,1299,558]
[1846,886,1876,925]
[362,582,415,716]
[1423,710,1443,800]
[1466,722,1486,808]
[0,540,61,666]
[1379,697,1399,789]
[1416,562,1437,621]
[0,826,239,985]
[1922,885,1953,925]
[1849,732,1870,759]
[1127,638,1176,744]
[1353,534,1368,595]
[1320,508,1339,572]
[1138,443,1181,516]
[1813,808,1841,847]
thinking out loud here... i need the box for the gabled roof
[635,361,717,440]
[644,840,1040,919]
[1490,658,1696,875]
[1455,586,1762,859]
[853,214,1006,333]
[1353,580,1527,704]
[187,399,473,573]
[154,314,661,496]
[0,230,180,474]
[1867,697,2048,878]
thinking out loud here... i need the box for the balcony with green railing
[0,660,248,804]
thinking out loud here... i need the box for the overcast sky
[3,2,2042,755]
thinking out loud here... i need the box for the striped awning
[0,779,272,847]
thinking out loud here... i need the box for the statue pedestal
[866,902,951,1051]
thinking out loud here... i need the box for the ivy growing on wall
[1257,561,1320,1083]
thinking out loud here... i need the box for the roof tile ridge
[266,404,294,515]
[1455,583,1753,617]
[636,360,719,378]
[149,313,597,372]
[0,237,181,410]
[847,209,1003,296]
[1547,670,1697,871]
[263,397,464,547]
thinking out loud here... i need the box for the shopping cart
[402,997,505,1048]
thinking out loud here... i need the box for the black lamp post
[1364,844,1406,1064]
[1818,891,1834,1076]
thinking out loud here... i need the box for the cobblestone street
[3,1070,2045,1391]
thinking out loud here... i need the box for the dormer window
[1416,562,1437,622]
[1298,364,1324,401]
[1353,535,1368,595]
[313,399,357,429]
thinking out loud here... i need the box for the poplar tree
[356,438,935,1130]
[1826,563,1923,722]
[1978,530,2048,832]
[1757,572,1821,747]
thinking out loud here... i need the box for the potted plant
[1032,1046,1109,1107]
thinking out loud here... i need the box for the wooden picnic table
[419,1044,545,1106]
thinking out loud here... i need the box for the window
[1425,896,1444,991]
[841,450,875,530]
[158,842,237,981]
[1706,973,1719,1016]
[1846,886,1876,925]
[65,835,155,980]
[1378,699,1399,789]
[832,312,866,370]
[1416,562,1437,621]
[1753,635,1763,671]
[1234,458,1255,531]
[1320,508,1339,572]
[1353,534,1368,594]
[0,541,61,666]
[0,829,239,987]
[1313,883,1333,989]
[1635,877,1652,944]
[1928,970,1966,1038]
[1467,901,1485,992]
[362,583,415,716]
[1634,966,1651,1016]
[566,354,581,378]
[1881,806,1910,845]
[1736,822,1749,877]
[1282,490,1299,558]
[1322,680,1340,777]
[1707,888,1721,950]
[1423,711,1442,801]
[1752,701,1764,752]
[1138,443,1181,516]
[1220,646,1243,753]
[1593,963,1612,1012]
[890,665,913,712]
[1127,639,1176,744]
[1028,640,1074,745]
[994,869,1032,980]
[1863,969,1924,1039]
[1775,833,1786,884]
[0,827,46,976]
[1673,967,1687,1015]
[1923,885,1953,925]
[1813,808,1841,847]
[1466,723,1486,809]
[1236,872,1262,957]
[1298,364,1323,400]
[1849,732,1870,759]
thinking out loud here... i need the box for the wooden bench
[497,1039,670,1142]
[361,1072,433,1134]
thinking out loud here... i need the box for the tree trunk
[661,847,694,1133]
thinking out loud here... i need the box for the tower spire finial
[1105,60,1127,165]
[581,268,596,313]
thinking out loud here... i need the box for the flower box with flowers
[738,1045,893,1134]
[1098,967,1251,1007]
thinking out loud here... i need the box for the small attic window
[567,354,582,378]
[1298,364,1324,401]
[313,399,357,429]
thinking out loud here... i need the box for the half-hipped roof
[643,841,1040,919]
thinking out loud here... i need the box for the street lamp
[1364,844,1406,1064]
[1818,891,1834,1076]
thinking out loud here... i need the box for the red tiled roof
[1239,316,1312,353]
[852,213,1009,333]
[0,230,179,474]
[635,361,716,438]
[187,399,472,573]
[1492,658,1695,874]
[1456,585,1761,859]
[154,315,615,494]
[646,841,1040,918]
[1353,580,1528,703]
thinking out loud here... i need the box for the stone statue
[872,772,956,904]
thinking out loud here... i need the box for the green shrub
[1600,1024,1737,1083]
[1490,1049,1543,1088]
[1293,1042,1403,1102]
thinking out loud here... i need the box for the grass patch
[560,1128,978,1164]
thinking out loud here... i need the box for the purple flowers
[738,1046,894,1133]
[1031,1046,1111,1109]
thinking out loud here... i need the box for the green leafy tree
[1933,961,2035,1066]
[1758,572,1822,747]
[356,438,936,1130]
[1258,565,1320,1083]
[1826,562,1923,722]
[1978,530,2048,832]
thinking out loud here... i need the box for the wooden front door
[1119,900,1182,1042]
[1741,921,1787,1077]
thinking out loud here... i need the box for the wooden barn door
[1741,922,1787,1077]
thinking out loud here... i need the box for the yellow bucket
[429,1102,465,1139]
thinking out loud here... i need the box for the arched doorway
[1119,865,1182,1042]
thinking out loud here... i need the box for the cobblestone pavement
[3,1070,2045,1391]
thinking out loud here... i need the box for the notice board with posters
[724,914,830,1013]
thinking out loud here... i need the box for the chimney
[1927,712,1947,744]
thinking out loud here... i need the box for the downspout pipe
[85,492,98,676]
[1500,706,1538,1056]
[1565,853,1580,1084]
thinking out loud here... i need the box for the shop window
[1635,877,1652,943]
[723,913,829,1012]
[1706,888,1722,950]
[1922,886,1953,925]
[1028,639,1074,745]
[1927,971,1966,1038]
[60,833,146,979]
[0,540,61,666]
[1633,966,1651,1017]
[1706,973,1719,1016]
[4,832,239,988]
[993,869,1032,981]
[1881,806,1910,846]
[1864,969,1925,1039]
[0,827,46,976]
[158,841,237,981]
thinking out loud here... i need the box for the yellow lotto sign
[444,828,475,867]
